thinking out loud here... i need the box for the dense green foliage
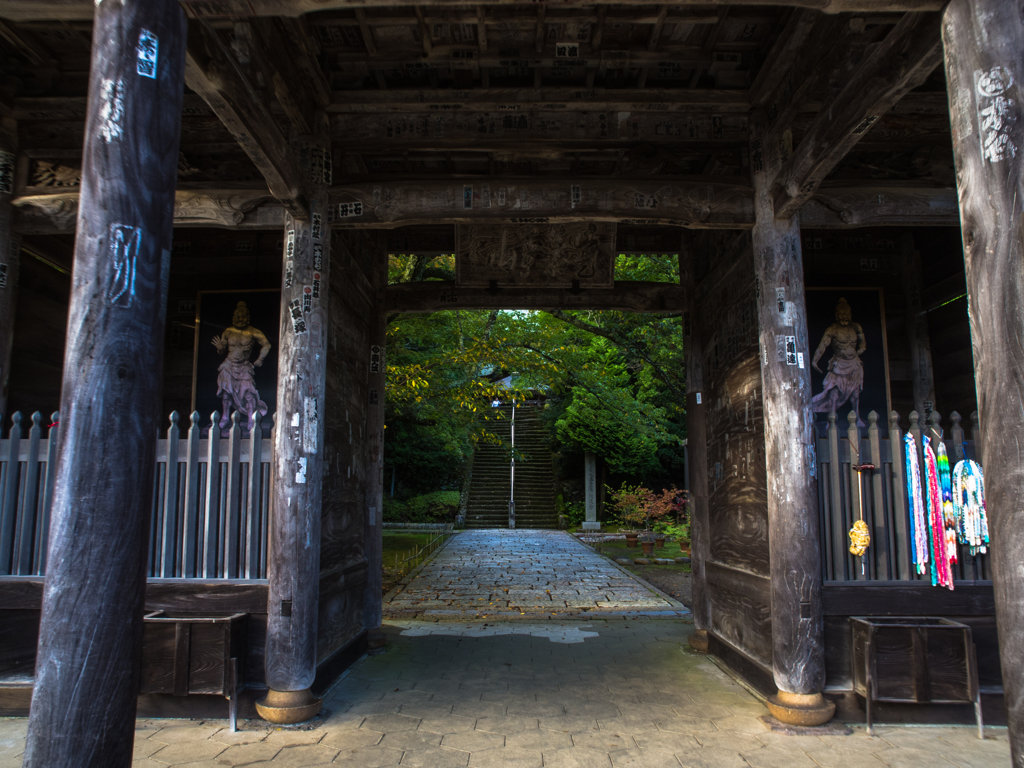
[382,490,462,523]
[383,251,688,501]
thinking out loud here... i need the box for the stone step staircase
[464,404,558,529]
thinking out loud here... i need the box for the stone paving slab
[1,617,1007,767]
[384,530,686,618]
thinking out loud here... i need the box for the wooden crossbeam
[385,280,687,314]
[770,12,944,219]
[11,181,958,234]
[0,0,948,23]
[327,178,754,229]
[184,19,307,215]
[326,87,750,113]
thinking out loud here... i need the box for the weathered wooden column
[0,117,18,418]
[363,240,387,631]
[750,113,832,726]
[23,2,185,765]
[901,236,936,417]
[258,116,331,724]
[681,235,710,651]
[942,5,1024,761]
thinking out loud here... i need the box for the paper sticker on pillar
[571,185,582,209]
[785,335,797,366]
[975,66,1018,163]
[312,272,321,298]
[107,224,140,308]
[303,286,312,313]
[464,185,473,209]
[296,456,307,484]
[313,244,323,270]
[136,29,158,78]
[0,151,13,194]
[303,397,318,453]
[333,202,363,219]
[99,78,125,144]
[776,287,786,313]
[289,299,306,334]
[311,213,322,241]
[370,344,383,373]
[369,388,379,405]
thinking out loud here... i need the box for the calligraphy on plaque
[455,222,615,288]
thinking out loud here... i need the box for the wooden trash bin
[850,616,982,738]
[140,612,247,730]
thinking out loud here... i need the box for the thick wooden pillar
[0,117,18,418]
[23,2,185,765]
[258,117,331,724]
[942,5,1024,761]
[750,113,832,726]
[363,241,387,630]
[681,236,710,650]
[901,237,936,416]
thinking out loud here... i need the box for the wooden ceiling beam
[748,9,818,108]
[386,280,687,314]
[326,88,749,113]
[770,11,943,218]
[10,180,957,234]
[184,19,307,215]
[0,0,948,23]
[323,178,752,228]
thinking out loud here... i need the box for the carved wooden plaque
[455,222,615,287]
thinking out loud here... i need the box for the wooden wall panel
[695,244,772,675]
[319,230,377,663]
[698,249,769,578]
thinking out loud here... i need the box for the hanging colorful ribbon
[904,432,929,575]
[936,443,959,569]
[953,459,989,556]
[923,436,954,590]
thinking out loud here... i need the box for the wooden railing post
[888,411,911,580]
[827,411,844,580]
[260,113,332,725]
[203,411,222,578]
[16,412,43,575]
[160,411,180,577]
[750,111,831,726]
[245,412,264,579]
[848,410,867,581]
[181,411,201,578]
[36,412,60,575]
[0,411,21,574]
[867,411,890,580]
[24,1,186,764]
[943,0,1024,755]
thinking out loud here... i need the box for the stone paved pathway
[0,534,1010,767]
[1,618,1009,767]
[384,530,686,618]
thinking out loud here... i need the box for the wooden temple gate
[0,0,1023,764]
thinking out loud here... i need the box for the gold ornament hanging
[848,519,871,557]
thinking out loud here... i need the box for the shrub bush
[382,490,461,523]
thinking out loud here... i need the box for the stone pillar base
[256,688,323,724]
[687,629,708,652]
[581,522,601,531]
[766,691,835,727]
[368,630,387,650]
